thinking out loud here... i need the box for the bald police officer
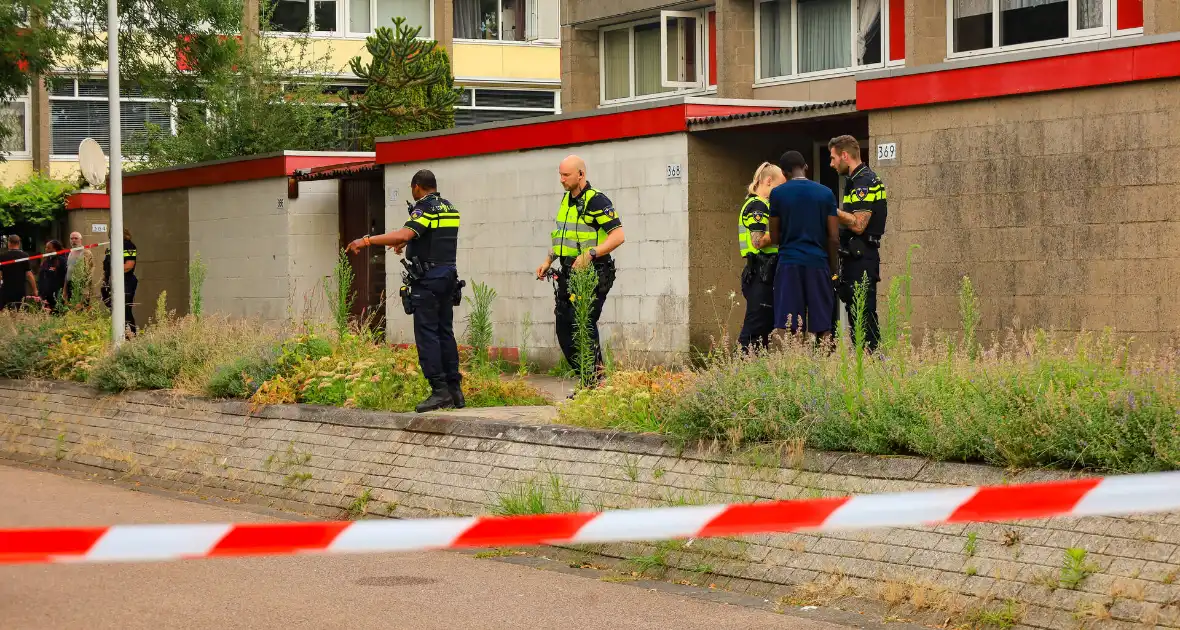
[534,155,626,389]
[348,169,463,412]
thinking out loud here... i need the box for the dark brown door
[339,176,387,332]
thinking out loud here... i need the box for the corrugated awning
[292,160,382,182]
[686,100,857,128]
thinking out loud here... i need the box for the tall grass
[568,265,599,388]
[189,253,208,318]
[464,281,497,370]
[325,250,355,340]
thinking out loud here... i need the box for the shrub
[89,315,284,393]
[206,352,279,399]
[463,374,549,408]
[0,312,57,378]
[44,311,110,381]
[558,369,692,434]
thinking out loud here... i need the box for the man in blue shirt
[768,151,841,339]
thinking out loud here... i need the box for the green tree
[0,174,77,228]
[346,17,458,148]
[0,0,70,161]
[131,28,351,168]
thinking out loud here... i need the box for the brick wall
[869,80,1180,345]
[3,379,1180,630]
[383,135,692,366]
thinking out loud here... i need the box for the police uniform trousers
[738,254,776,351]
[102,274,139,334]
[554,258,616,378]
[411,265,461,389]
[837,254,880,351]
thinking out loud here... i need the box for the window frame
[266,0,435,40]
[597,11,715,107]
[452,0,557,44]
[47,77,173,161]
[753,0,891,86]
[454,87,559,125]
[944,0,1141,60]
[1,88,32,160]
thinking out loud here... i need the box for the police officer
[347,170,463,413]
[534,155,626,390]
[737,162,785,352]
[828,135,888,350]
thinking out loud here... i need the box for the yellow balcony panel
[452,42,559,83]
[0,160,35,187]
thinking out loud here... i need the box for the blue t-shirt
[768,179,837,270]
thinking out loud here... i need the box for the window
[266,0,431,36]
[454,0,556,42]
[756,0,886,81]
[600,9,712,104]
[49,78,172,157]
[454,88,557,125]
[950,0,1123,55]
[1,88,30,157]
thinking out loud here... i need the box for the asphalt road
[0,463,856,630]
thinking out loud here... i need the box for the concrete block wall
[5,379,1180,630]
[189,179,295,324]
[384,134,692,365]
[123,188,192,324]
[869,79,1180,345]
[287,179,342,324]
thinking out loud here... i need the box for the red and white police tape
[3,471,1179,565]
[0,242,109,267]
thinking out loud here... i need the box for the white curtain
[857,0,880,65]
[798,0,851,73]
[454,0,480,38]
[634,23,672,96]
[374,0,430,34]
[349,0,370,32]
[603,29,631,100]
[759,0,792,79]
[1077,0,1102,28]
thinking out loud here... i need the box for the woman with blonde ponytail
[737,161,786,352]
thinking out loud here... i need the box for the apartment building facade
[0,0,563,186]
[551,0,1180,344]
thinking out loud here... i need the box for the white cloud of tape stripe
[1072,472,1180,517]
[569,505,729,544]
[328,518,479,553]
[821,488,979,530]
[82,524,234,562]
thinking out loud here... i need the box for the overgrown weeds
[494,474,583,516]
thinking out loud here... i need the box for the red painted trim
[1117,0,1143,30]
[124,155,369,195]
[66,193,110,210]
[708,11,718,87]
[684,104,782,118]
[888,0,905,61]
[376,105,689,165]
[857,40,1180,111]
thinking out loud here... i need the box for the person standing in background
[1,235,38,310]
[65,231,96,305]
[767,151,840,340]
[103,229,138,335]
[37,240,68,312]
[737,162,786,352]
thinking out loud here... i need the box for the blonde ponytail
[747,162,783,196]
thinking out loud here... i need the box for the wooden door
[339,176,387,332]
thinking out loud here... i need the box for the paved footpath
[0,463,861,630]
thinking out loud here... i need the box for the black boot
[415,383,455,413]
[448,382,465,409]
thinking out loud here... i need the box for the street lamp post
[107,0,125,345]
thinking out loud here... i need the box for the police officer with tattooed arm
[347,170,465,413]
[828,135,888,351]
[534,156,626,393]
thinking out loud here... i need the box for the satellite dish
[78,138,107,189]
